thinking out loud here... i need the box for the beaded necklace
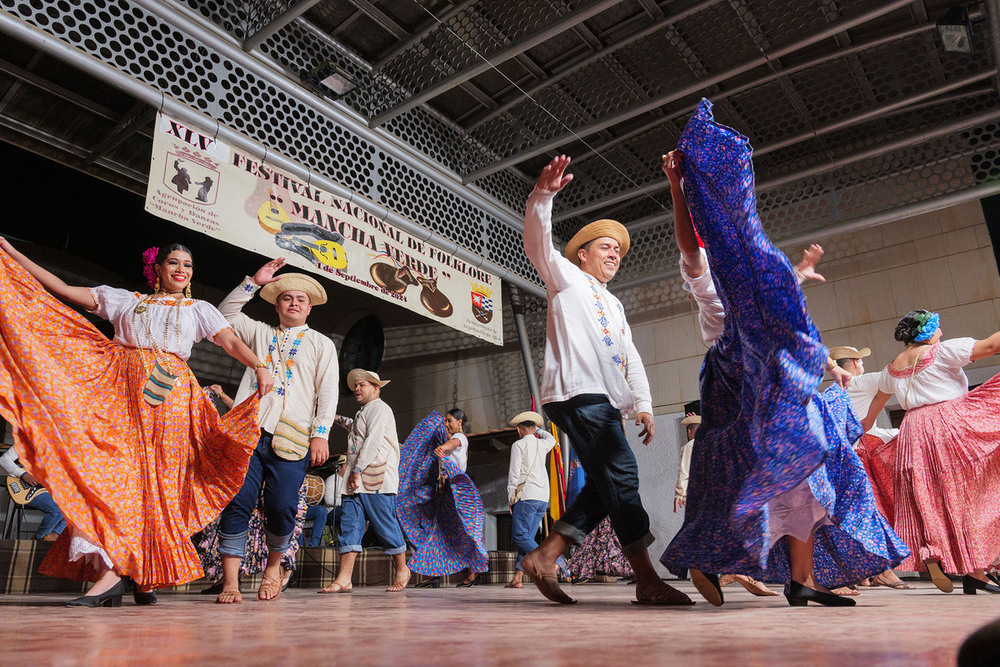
[586,274,628,376]
[131,293,183,356]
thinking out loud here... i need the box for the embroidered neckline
[253,326,309,395]
[586,274,628,375]
[887,343,938,378]
[132,292,196,307]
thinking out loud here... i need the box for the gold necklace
[132,293,182,353]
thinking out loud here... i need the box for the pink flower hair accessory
[142,246,159,289]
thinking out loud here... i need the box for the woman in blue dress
[659,100,909,607]
[397,411,489,586]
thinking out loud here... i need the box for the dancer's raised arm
[0,238,95,308]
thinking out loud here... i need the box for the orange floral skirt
[0,252,259,588]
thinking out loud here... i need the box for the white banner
[144,113,502,344]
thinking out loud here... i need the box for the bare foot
[733,574,778,597]
[521,551,575,604]
[318,581,353,594]
[505,579,523,588]
[387,566,410,592]
[216,589,243,604]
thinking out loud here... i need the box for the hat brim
[259,273,328,305]
[830,347,871,361]
[346,369,390,389]
[564,219,631,266]
[680,416,701,425]
[509,411,543,428]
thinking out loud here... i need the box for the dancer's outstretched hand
[252,257,287,286]
[662,150,683,187]
[829,364,851,388]
[536,155,574,194]
[795,244,825,282]
[636,412,655,445]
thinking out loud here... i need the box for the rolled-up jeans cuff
[552,520,587,547]
[265,529,293,554]
[621,531,655,556]
[218,530,249,558]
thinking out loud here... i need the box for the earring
[154,277,160,293]
[184,283,192,299]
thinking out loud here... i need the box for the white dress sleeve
[680,251,725,345]
[87,285,137,322]
[936,337,976,368]
[190,301,233,343]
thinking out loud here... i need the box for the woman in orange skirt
[0,239,272,607]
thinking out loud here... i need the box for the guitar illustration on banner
[258,187,348,270]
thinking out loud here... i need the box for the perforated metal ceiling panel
[0,0,999,299]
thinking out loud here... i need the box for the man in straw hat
[505,411,567,589]
[830,346,898,446]
[520,155,692,606]
[214,257,339,603]
[320,368,409,593]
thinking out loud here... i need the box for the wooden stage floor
[2,579,997,665]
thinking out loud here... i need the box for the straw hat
[680,414,701,426]
[259,272,327,305]
[346,368,390,389]
[829,346,871,361]
[564,219,631,266]
[509,411,544,428]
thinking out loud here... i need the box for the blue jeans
[544,394,654,556]
[339,493,406,555]
[511,499,548,571]
[218,432,310,556]
[28,491,65,539]
[325,507,342,532]
[300,505,329,547]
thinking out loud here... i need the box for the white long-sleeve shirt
[845,372,897,443]
[680,251,725,345]
[218,277,339,439]
[524,188,652,415]
[341,398,400,495]
[674,439,694,498]
[0,444,25,478]
[507,429,555,505]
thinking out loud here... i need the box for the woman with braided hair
[862,309,1000,595]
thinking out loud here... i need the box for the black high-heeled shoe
[414,577,441,588]
[784,580,856,607]
[963,574,1000,595]
[66,580,125,608]
[122,576,157,605]
[690,569,723,606]
[456,577,478,588]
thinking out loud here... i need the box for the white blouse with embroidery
[876,337,976,410]
[87,286,231,360]
[524,187,652,415]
